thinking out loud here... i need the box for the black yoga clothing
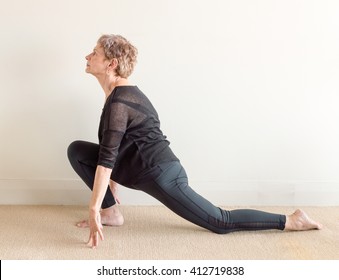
[67,86,286,233]
[67,141,286,233]
[96,86,178,186]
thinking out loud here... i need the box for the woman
[67,34,322,249]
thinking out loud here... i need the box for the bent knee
[67,140,99,165]
[67,140,82,160]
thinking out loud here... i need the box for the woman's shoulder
[113,86,149,103]
[105,86,159,118]
[114,85,138,97]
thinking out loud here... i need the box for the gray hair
[98,34,138,78]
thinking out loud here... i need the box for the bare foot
[284,209,323,231]
[77,205,124,228]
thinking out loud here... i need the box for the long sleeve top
[98,86,178,185]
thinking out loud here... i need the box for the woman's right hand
[87,209,104,249]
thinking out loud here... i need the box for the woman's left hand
[86,210,104,249]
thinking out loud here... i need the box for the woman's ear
[108,58,118,70]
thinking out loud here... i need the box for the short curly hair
[97,34,138,78]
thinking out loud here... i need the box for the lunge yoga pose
[67,34,322,248]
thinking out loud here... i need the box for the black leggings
[67,140,286,234]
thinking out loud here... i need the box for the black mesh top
[98,86,178,185]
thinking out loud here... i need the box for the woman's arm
[87,165,112,249]
[88,100,129,248]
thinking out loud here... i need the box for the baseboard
[0,179,338,206]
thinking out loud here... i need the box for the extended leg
[134,162,286,234]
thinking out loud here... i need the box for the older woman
[67,34,322,249]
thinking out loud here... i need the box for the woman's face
[85,44,108,76]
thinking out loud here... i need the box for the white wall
[0,0,338,206]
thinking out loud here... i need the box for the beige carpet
[0,205,338,260]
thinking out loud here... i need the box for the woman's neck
[98,75,130,99]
